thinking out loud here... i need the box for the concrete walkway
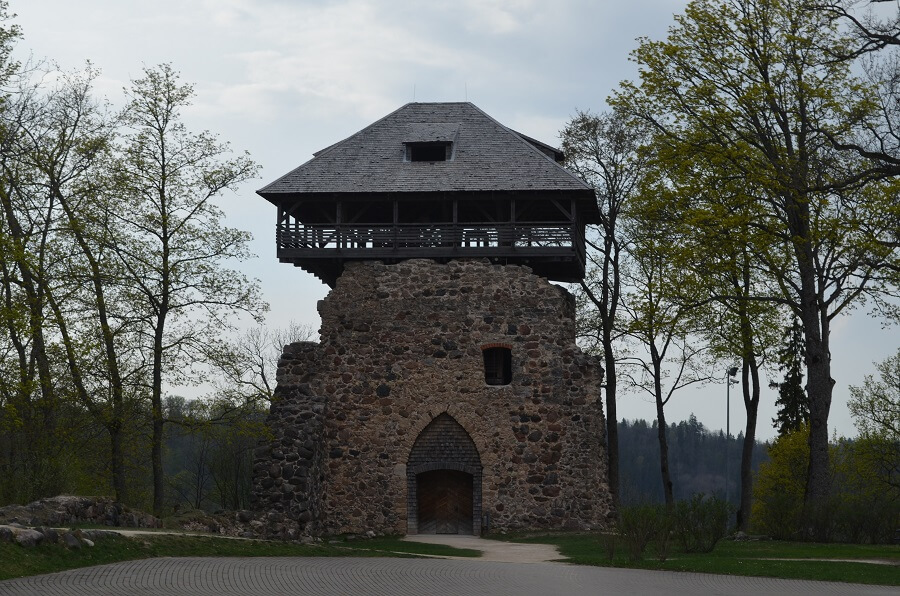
[403,533,562,562]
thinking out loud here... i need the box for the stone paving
[2,533,897,595]
[2,555,896,595]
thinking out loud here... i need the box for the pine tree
[772,319,809,437]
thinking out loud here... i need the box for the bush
[753,427,900,543]
[752,427,809,539]
[618,503,664,562]
[672,494,729,553]
[649,510,674,561]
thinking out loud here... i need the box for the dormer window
[406,142,452,162]
[403,122,459,163]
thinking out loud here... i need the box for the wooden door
[417,470,473,534]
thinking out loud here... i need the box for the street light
[725,366,738,507]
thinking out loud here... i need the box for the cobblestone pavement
[1,557,896,596]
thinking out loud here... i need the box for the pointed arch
[406,413,482,535]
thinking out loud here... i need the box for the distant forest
[618,416,769,507]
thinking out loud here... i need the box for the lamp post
[725,366,738,506]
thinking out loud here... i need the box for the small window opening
[407,142,451,162]
[483,346,512,386]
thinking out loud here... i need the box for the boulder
[62,532,82,549]
[14,528,44,547]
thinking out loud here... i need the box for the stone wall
[252,258,612,535]
[0,496,160,528]
[250,342,326,535]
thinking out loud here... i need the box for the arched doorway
[407,414,482,535]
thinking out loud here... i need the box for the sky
[12,0,897,442]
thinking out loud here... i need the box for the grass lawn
[0,533,480,581]
[506,533,900,586]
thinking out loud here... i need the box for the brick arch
[406,413,482,535]
[403,407,488,458]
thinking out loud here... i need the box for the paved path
[1,556,895,595]
[1,534,896,595]
[403,533,562,562]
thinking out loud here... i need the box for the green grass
[0,533,479,581]
[505,533,900,586]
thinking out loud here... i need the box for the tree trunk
[604,342,619,510]
[803,327,833,505]
[152,318,166,516]
[789,189,833,516]
[655,387,674,506]
[796,268,833,511]
[738,355,760,532]
[110,425,126,503]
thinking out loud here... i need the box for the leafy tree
[647,169,780,530]
[752,426,810,538]
[619,203,712,506]
[611,0,900,515]
[848,347,900,492]
[831,436,900,543]
[111,64,265,515]
[562,109,650,508]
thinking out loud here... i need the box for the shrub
[672,494,729,553]
[752,426,809,539]
[618,503,663,562]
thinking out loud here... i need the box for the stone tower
[252,103,611,536]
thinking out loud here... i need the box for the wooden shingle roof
[258,102,595,198]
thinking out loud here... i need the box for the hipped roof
[258,102,598,216]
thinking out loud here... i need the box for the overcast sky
[12,0,897,441]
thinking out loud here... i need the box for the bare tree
[561,109,650,508]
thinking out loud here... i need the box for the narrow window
[483,346,512,385]
[406,142,451,162]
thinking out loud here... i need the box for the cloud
[458,0,541,35]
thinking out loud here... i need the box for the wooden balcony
[275,222,586,286]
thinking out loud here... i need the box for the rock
[14,528,44,547]
[62,532,82,549]
[39,527,59,543]
[0,527,14,543]
[82,538,95,547]
[0,496,160,530]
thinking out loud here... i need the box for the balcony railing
[276,222,578,253]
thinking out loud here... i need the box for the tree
[848,347,900,492]
[612,0,900,514]
[209,321,316,409]
[700,257,774,531]
[619,203,711,506]
[561,109,650,508]
[112,64,265,514]
[816,1,900,56]
[654,169,781,530]
[752,426,810,539]
[19,65,139,503]
[772,319,809,436]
